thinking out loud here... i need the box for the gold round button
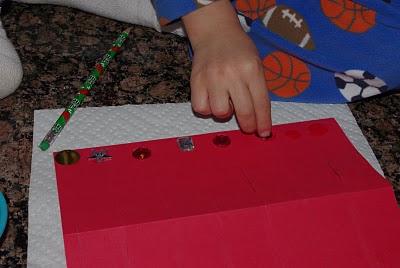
[55,150,80,165]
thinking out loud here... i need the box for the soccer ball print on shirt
[334,70,388,101]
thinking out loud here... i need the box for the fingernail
[257,131,272,139]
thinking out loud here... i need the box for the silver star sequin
[88,149,112,163]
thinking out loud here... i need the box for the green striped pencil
[38,27,131,151]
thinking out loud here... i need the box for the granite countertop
[0,3,399,267]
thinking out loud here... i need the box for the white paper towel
[28,102,383,267]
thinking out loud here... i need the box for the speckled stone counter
[0,3,399,267]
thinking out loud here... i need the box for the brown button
[55,150,80,165]
[213,134,231,147]
[132,147,151,160]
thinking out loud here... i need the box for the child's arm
[182,0,272,137]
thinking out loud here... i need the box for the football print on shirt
[334,70,388,101]
[260,5,316,50]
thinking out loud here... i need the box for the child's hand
[182,0,272,137]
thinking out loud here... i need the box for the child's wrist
[182,0,242,51]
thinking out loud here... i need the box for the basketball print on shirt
[263,52,311,98]
[260,5,316,50]
[235,0,276,20]
[321,0,376,33]
[334,70,388,101]
[159,17,171,26]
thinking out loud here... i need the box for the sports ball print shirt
[152,0,400,103]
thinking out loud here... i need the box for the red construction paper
[54,118,400,267]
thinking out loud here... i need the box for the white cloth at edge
[27,102,383,268]
[0,15,23,99]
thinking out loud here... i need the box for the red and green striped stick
[38,28,131,151]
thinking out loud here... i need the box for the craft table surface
[0,3,399,267]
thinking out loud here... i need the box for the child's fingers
[209,86,233,118]
[249,77,272,137]
[190,83,212,115]
[229,86,257,133]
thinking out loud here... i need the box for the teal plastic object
[0,192,7,237]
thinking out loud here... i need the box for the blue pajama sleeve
[152,0,400,103]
